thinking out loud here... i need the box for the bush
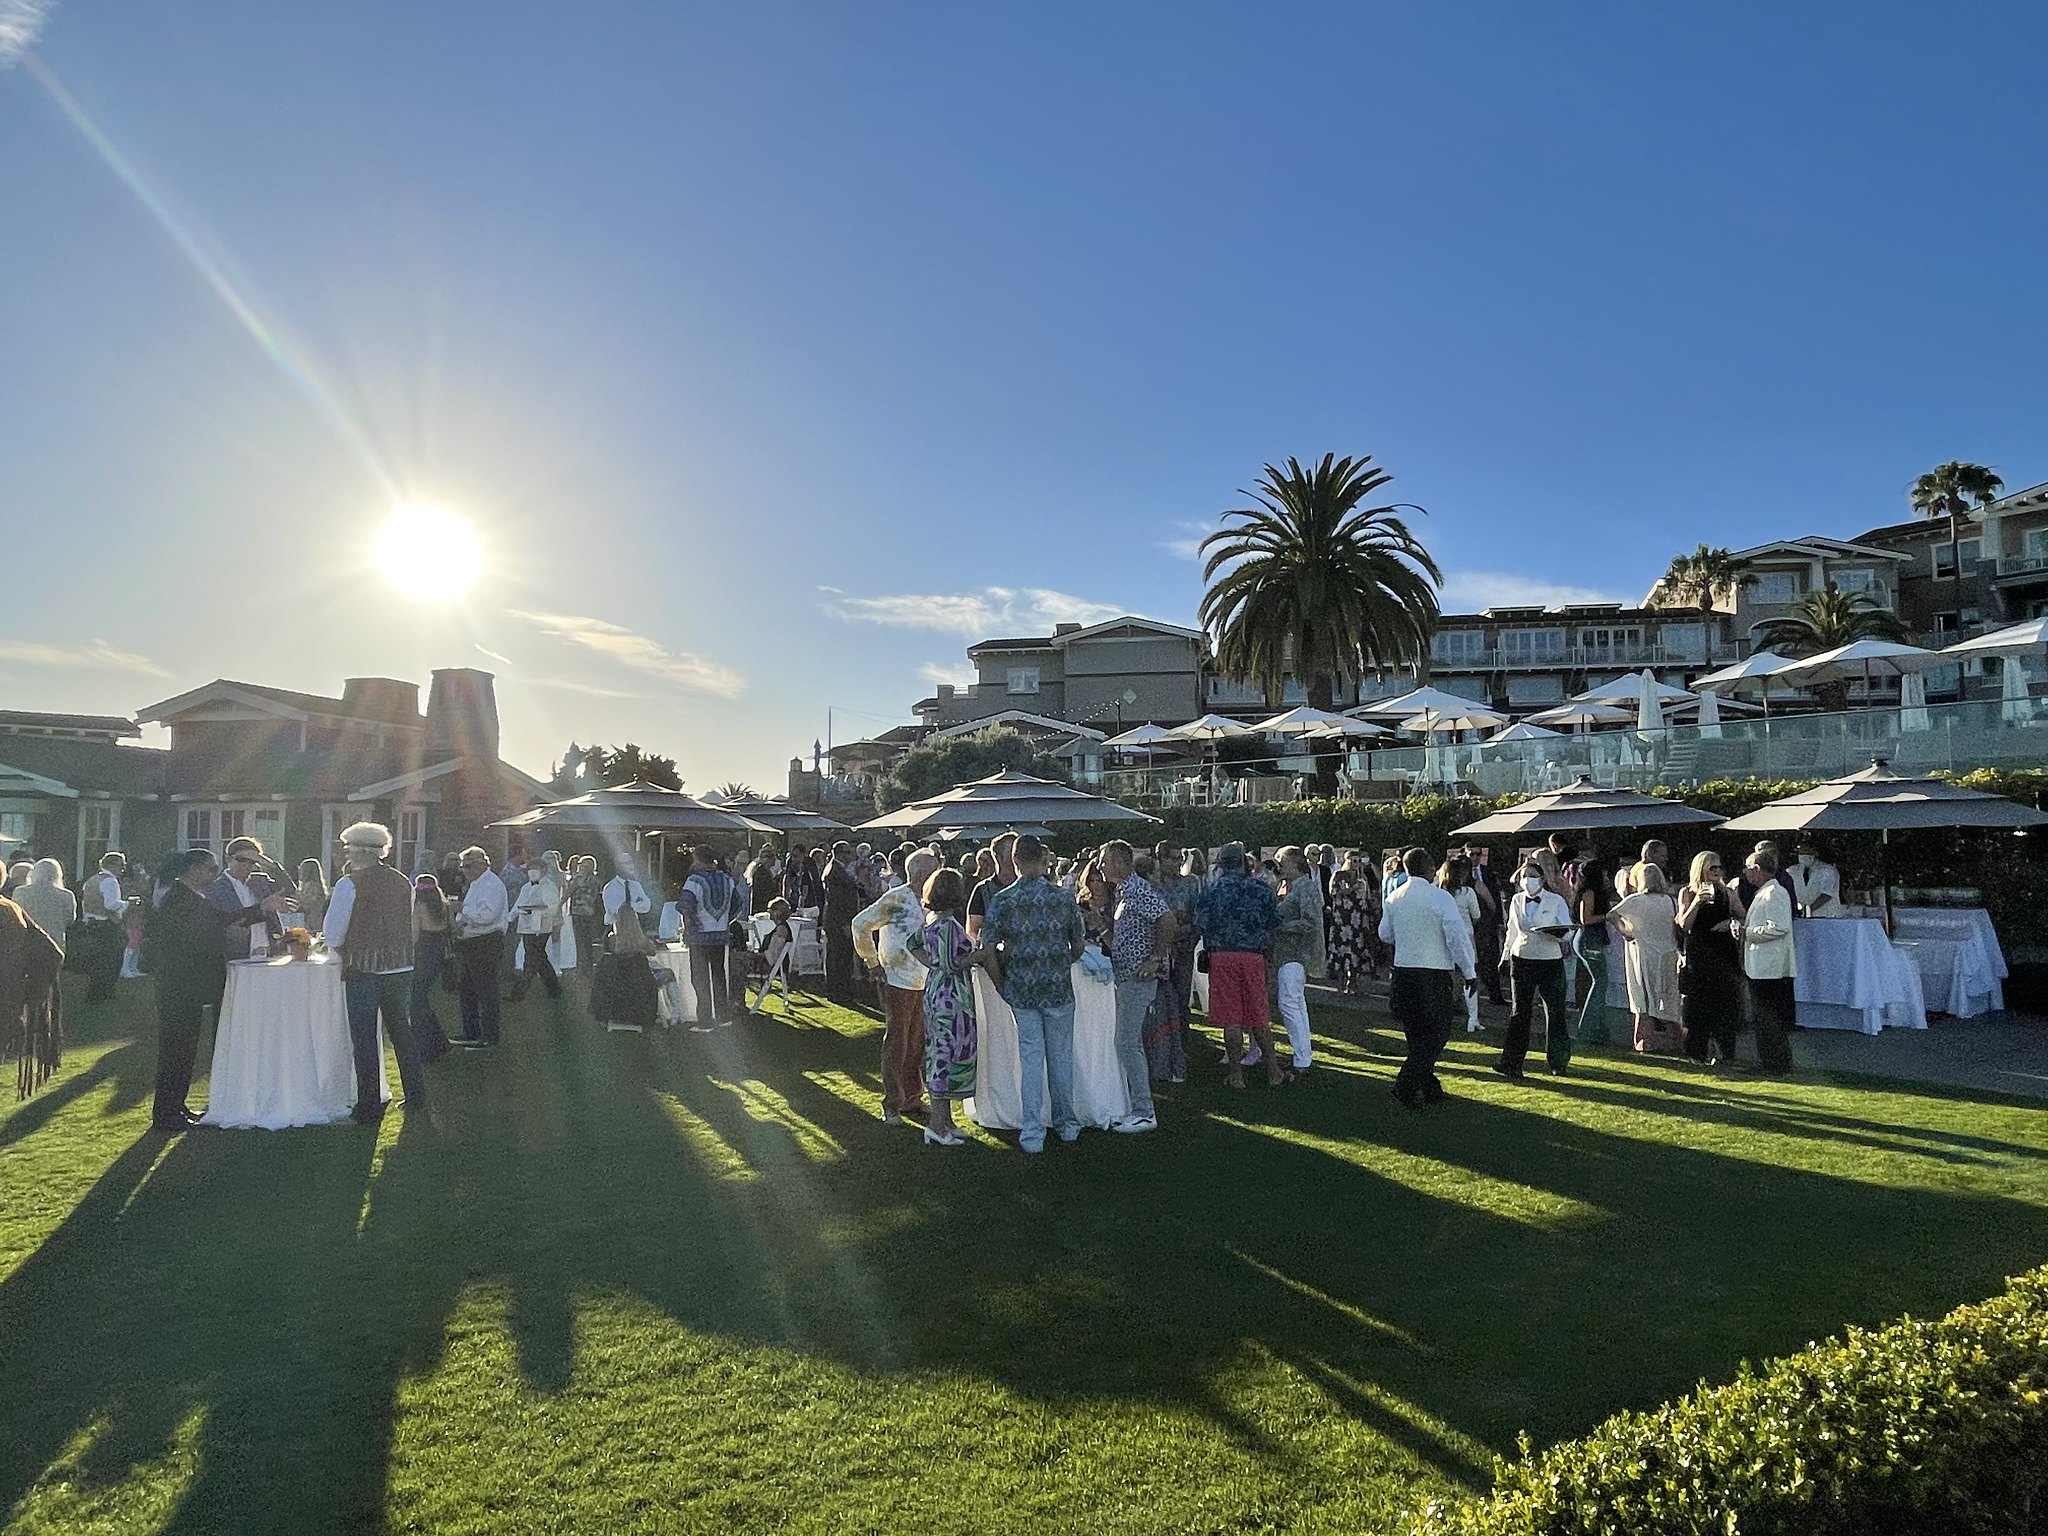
[1405,1266,2048,1536]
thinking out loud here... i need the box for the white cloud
[0,638,168,676]
[1437,571,1626,613]
[918,661,977,691]
[824,586,1129,637]
[523,612,746,698]
[0,0,55,65]
[1160,519,1222,561]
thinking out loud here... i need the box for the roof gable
[1051,616,1205,647]
[931,710,1106,742]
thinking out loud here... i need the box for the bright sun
[374,503,485,600]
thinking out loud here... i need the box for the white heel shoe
[923,1125,965,1147]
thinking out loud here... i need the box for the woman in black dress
[1677,850,1746,1065]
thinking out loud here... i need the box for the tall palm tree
[1654,544,1754,615]
[1910,461,2004,594]
[1753,588,1912,711]
[1199,454,1441,791]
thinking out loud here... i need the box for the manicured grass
[5,979,2048,1534]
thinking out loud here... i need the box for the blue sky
[4,1,2045,789]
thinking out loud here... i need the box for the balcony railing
[1426,642,1742,671]
[1995,554,2048,580]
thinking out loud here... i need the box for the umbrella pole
[1879,827,1892,938]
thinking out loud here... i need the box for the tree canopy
[550,741,682,794]
[1655,545,1754,614]
[878,726,1071,812]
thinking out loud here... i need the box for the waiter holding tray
[1498,858,1577,1080]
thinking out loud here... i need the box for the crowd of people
[0,816,1823,1141]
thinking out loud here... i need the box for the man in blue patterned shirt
[981,835,1087,1153]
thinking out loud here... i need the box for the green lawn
[5,979,2048,1535]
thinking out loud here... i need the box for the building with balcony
[914,617,1209,733]
[1411,603,1743,712]
[1853,478,2048,644]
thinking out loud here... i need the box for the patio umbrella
[1166,713,1253,741]
[1695,688,1723,739]
[2003,656,2037,724]
[1451,777,1724,836]
[1575,671,1695,707]
[1899,672,1931,733]
[712,795,854,837]
[1634,671,1666,733]
[1528,702,1633,733]
[1404,707,1508,734]
[1692,650,1804,718]
[860,771,1161,832]
[1252,706,1358,735]
[1943,615,2048,660]
[1353,686,1490,719]
[1486,721,1565,743]
[1776,639,1950,708]
[492,780,763,834]
[1719,758,2048,928]
[1101,723,1185,749]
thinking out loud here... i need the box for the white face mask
[1521,876,1546,896]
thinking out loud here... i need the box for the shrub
[1404,1266,2048,1536]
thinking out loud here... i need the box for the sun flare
[374,503,485,600]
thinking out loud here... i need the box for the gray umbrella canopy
[492,779,765,835]
[861,771,1161,832]
[1718,759,2048,834]
[1452,777,1724,836]
[711,795,854,835]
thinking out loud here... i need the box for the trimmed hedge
[1405,1266,2048,1536]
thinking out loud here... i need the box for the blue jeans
[1113,979,1157,1119]
[345,970,428,1118]
[1011,1001,1077,1148]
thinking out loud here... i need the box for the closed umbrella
[1899,672,1931,733]
[1635,671,1666,733]
[1695,688,1723,739]
[2002,656,2036,724]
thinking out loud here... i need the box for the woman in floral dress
[1325,864,1372,992]
[906,868,979,1147]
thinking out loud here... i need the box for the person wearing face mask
[1789,839,1842,917]
[1498,860,1575,1079]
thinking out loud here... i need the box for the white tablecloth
[652,945,706,1026]
[203,957,386,1129]
[1890,907,2007,1017]
[966,964,1128,1131]
[1792,918,1928,1034]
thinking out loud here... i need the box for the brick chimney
[1053,623,1083,636]
[425,669,506,854]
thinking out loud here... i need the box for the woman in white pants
[1272,847,1326,1072]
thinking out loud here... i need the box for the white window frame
[1749,571,1800,605]
[1833,568,1881,594]
[1005,666,1040,696]
[1431,630,1488,665]
[398,808,424,876]
[182,803,285,860]
[77,802,118,877]
[1499,628,1566,664]
[1932,539,1982,576]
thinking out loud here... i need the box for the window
[1006,666,1040,696]
[1499,628,1565,665]
[1932,539,1981,576]
[0,812,32,845]
[78,804,115,872]
[1578,625,1647,664]
[1749,571,1800,605]
[1660,623,1706,661]
[182,804,284,859]
[1833,568,1882,594]
[1506,675,1564,705]
[398,809,424,875]
[1431,630,1488,665]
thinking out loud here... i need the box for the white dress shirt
[1377,879,1478,978]
[1790,860,1842,916]
[87,870,124,920]
[1742,881,1798,980]
[455,867,511,939]
[602,875,652,926]
[1505,888,1575,961]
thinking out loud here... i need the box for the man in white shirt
[602,868,652,931]
[1499,859,1575,1079]
[451,846,510,1046]
[1789,840,1843,917]
[852,849,938,1124]
[1377,847,1478,1107]
[79,851,129,1000]
[1741,849,1797,1075]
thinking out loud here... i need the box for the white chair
[750,931,793,1013]
[790,913,827,979]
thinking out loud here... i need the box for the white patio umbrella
[1166,713,1253,741]
[1528,702,1633,733]
[1101,723,1184,749]
[1942,615,2048,660]
[1899,671,1931,733]
[1352,685,1489,719]
[1695,688,1722,739]
[1252,705,1358,735]
[1777,639,1951,706]
[1486,721,1565,743]
[2002,656,2037,724]
[1404,707,1508,734]
[1575,671,1695,707]
[1691,650,1805,717]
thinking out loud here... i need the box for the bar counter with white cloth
[1792,917,1928,1034]
[966,963,1128,1131]
[1890,906,2008,1018]
[202,957,386,1129]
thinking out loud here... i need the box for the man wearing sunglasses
[205,837,299,961]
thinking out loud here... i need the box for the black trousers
[1504,956,1569,1073]
[1477,920,1507,1002]
[1681,971,1741,1063]
[410,932,451,1057]
[571,915,603,973]
[84,918,123,1001]
[687,943,731,1023]
[1750,975,1795,1073]
[514,933,561,998]
[456,932,505,1043]
[154,985,210,1124]
[1389,967,1457,1102]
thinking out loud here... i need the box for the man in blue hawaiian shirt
[981,835,1087,1153]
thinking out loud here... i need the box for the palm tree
[1654,544,1754,615]
[1199,454,1441,791]
[1910,461,2004,594]
[712,781,758,803]
[1753,588,1912,711]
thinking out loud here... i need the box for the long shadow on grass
[6,992,2048,1531]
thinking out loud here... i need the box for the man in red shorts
[1192,842,1289,1089]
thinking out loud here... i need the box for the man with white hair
[852,847,940,1124]
[451,845,510,1046]
[323,821,429,1127]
